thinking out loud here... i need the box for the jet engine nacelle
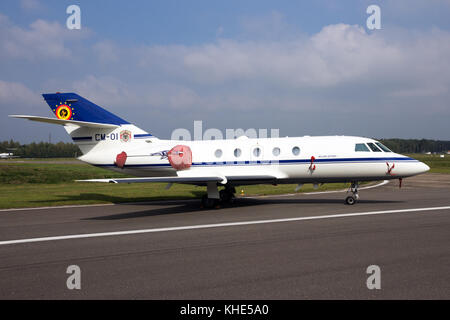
[168,145,192,170]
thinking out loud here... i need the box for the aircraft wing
[9,115,119,129]
[77,175,278,185]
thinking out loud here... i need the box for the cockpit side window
[367,142,382,152]
[375,142,392,152]
[355,143,370,152]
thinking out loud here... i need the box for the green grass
[0,153,446,209]
[0,158,79,162]
[407,154,450,174]
[0,161,352,209]
[0,182,352,209]
[0,162,128,184]
[0,183,201,209]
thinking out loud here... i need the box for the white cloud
[1,12,450,140]
[134,23,450,101]
[0,14,89,61]
[0,80,37,104]
[66,21,450,120]
[72,75,136,107]
[93,41,120,63]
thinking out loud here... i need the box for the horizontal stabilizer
[9,115,119,129]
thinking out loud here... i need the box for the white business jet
[10,93,430,207]
[0,152,17,159]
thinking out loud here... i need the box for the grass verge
[0,182,352,209]
[406,154,450,174]
[2,153,447,209]
[0,161,353,209]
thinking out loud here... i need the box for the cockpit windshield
[367,142,382,152]
[355,143,370,152]
[355,142,393,152]
[375,142,392,152]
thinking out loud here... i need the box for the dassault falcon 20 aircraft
[11,93,430,207]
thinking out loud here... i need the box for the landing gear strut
[345,182,359,205]
[201,184,236,209]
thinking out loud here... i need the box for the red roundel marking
[115,151,127,169]
[55,104,73,120]
[168,145,192,170]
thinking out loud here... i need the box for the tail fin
[11,92,156,157]
[39,92,155,155]
[42,93,129,125]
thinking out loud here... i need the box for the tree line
[0,138,449,158]
[0,140,81,158]
[379,139,450,154]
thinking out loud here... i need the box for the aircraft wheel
[220,190,235,203]
[345,196,356,205]
[201,195,219,209]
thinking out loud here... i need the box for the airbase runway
[0,173,449,299]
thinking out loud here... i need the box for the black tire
[201,195,219,208]
[220,189,234,203]
[345,196,356,205]
[201,195,208,208]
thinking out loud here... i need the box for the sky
[0,0,450,143]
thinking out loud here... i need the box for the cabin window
[367,143,382,152]
[272,147,280,156]
[234,148,241,157]
[215,149,223,158]
[375,142,392,152]
[355,143,370,152]
[253,147,261,157]
[292,146,300,156]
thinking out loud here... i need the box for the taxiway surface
[0,174,449,299]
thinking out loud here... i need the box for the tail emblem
[54,104,73,120]
[120,130,132,142]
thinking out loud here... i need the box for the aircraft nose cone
[417,161,430,174]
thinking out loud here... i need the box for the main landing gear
[201,183,236,209]
[345,182,359,205]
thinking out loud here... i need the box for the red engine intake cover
[115,151,127,169]
[168,145,192,170]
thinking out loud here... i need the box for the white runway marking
[1,205,449,246]
[303,180,389,195]
[0,199,197,213]
[0,180,389,212]
[247,180,389,198]
[0,203,115,213]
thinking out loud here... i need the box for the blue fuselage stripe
[94,157,417,168]
[134,134,153,138]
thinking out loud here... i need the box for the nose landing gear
[345,182,359,205]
